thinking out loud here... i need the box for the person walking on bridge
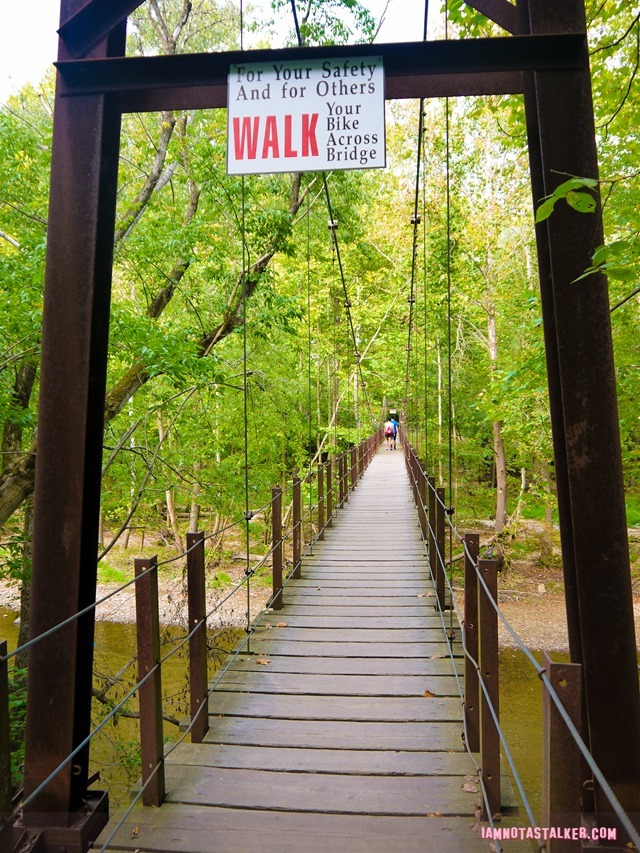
[384,418,394,450]
[390,416,399,449]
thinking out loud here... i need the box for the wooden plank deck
[97,447,490,851]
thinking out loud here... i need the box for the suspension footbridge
[96,446,492,852]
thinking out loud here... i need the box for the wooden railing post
[271,487,283,610]
[435,487,446,611]
[339,453,346,508]
[317,464,325,541]
[326,458,333,528]
[478,557,500,820]
[463,533,480,753]
[418,463,427,542]
[292,474,302,579]
[427,476,437,589]
[134,556,165,807]
[186,532,208,744]
[542,654,583,850]
[1,640,11,823]
[350,447,357,491]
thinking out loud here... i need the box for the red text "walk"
[232,114,319,160]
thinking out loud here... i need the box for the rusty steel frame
[22,0,640,839]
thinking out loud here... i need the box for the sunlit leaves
[534,177,599,223]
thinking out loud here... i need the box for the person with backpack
[390,416,399,449]
[384,419,394,450]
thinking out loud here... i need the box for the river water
[1,605,558,818]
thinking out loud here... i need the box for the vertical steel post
[317,464,325,541]
[0,641,10,820]
[521,0,640,812]
[542,654,583,849]
[427,476,437,591]
[271,487,283,610]
[350,447,357,491]
[463,534,480,753]
[418,464,427,542]
[478,558,500,820]
[326,459,333,528]
[293,474,302,579]
[186,532,208,744]
[435,487,446,611]
[23,6,127,820]
[134,557,166,807]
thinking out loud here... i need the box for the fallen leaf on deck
[276,622,288,627]
[422,689,437,698]
[462,782,479,793]
[429,654,442,659]
[130,827,139,839]
[426,811,442,817]
[256,658,271,665]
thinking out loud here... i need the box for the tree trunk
[157,411,183,553]
[493,420,507,534]
[487,295,507,534]
[188,461,201,533]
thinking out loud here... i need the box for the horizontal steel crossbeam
[55,34,585,111]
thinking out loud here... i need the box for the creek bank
[3,582,640,653]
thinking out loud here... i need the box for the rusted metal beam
[186,532,208,744]
[463,0,519,34]
[59,0,143,57]
[292,474,302,579]
[326,458,333,528]
[134,557,165,807]
[271,487,283,610]
[542,654,583,849]
[23,6,126,821]
[478,558,500,820]
[463,534,480,753]
[0,641,10,818]
[55,34,584,110]
[522,0,640,818]
[317,464,325,541]
[435,487,446,611]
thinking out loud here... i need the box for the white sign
[227,56,385,175]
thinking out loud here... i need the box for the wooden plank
[285,591,440,601]
[208,693,464,721]
[201,716,466,750]
[164,742,475,775]
[263,615,444,628]
[98,804,489,852]
[246,640,461,658]
[163,766,483,816]
[269,605,441,617]
[214,671,461,696]
[289,577,432,585]
[252,627,457,643]
[228,655,459,676]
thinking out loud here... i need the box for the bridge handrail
[0,428,382,841]
[403,438,640,849]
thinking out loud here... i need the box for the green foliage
[209,570,232,588]
[534,177,599,224]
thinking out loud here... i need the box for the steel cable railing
[0,430,381,846]
[403,438,640,849]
